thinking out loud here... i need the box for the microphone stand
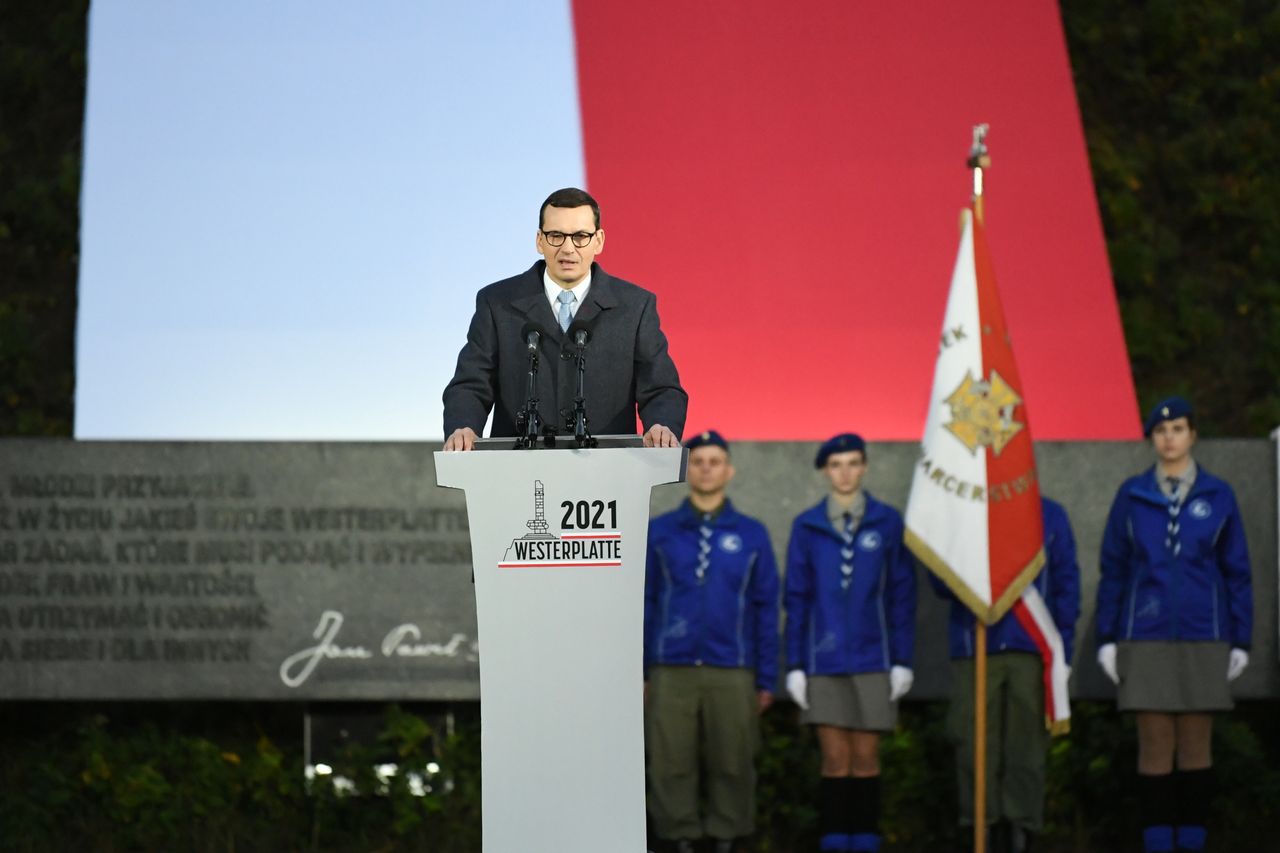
[563,334,597,448]
[515,343,550,449]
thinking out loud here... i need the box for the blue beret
[814,433,866,468]
[1144,396,1193,436]
[684,430,729,452]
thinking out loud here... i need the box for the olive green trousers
[645,665,759,841]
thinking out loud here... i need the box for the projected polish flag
[76,0,1137,441]
[573,0,1137,440]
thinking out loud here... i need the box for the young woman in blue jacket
[784,433,917,853]
[1094,397,1252,853]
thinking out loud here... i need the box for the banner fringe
[905,530,1045,626]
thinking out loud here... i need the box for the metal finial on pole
[968,123,991,223]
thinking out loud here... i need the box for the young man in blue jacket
[644,430,780,853]
[1095,397,1252,853]
[931,497,1080,853]
[784,433,917,853]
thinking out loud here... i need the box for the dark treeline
[1064,0,1280,434]
[0,0,85,437]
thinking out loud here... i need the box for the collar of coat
[507,261,620,340]
[675,497,740,528]
[796,492,891,536]
[1131,463,1225,507]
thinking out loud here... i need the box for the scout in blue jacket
[644,431,779,853]
[784,434,916,853]
[1094,397,1252,853]
[931,497,1080,853]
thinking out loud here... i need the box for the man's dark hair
[539,187,600,229]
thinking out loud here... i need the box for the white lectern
[435,438,686,853]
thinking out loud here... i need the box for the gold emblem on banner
[943,369,1024,456]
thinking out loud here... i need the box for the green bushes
[0,702,481,852]
[3,700,1277,851]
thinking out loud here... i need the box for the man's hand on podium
[444,427,479,451]
[643,424,679,448]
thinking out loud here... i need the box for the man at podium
[442,187,687,450]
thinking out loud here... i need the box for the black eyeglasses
[540,230,597,248]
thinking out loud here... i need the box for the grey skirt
[802,673,896,731]
[1117,641,1233,712]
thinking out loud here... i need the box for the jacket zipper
[736,552,756,667]
[1125,515,1139,639]
[1212,516,1227,642]
[658,550,673,661]
[1212,581,1220,641]
[876,550,890,670]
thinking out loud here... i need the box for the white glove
[1097,643,1119,685]
[889,665,914,702]
[785,669,809,709]
[1228,648,1249,682]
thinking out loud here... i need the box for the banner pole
[967,122,991,853]
[975,621,988,853]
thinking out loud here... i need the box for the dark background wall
[2,438,1273,702]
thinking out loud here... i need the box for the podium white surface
[435,439,686,852]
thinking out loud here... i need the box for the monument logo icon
[498,480,623,569]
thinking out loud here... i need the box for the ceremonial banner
[905,207,1069,731]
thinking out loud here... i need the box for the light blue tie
[557,290,575,333]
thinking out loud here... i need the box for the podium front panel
[435,446,684,853]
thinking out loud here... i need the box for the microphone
[566,316,595,348]
[562,315,595,447]
[520,321,546,353]
[515,321,550,448]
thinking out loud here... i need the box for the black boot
[1139,772,1176,852]
[989,820,1012,853]
[957,824,990,853]
[818,776,850,850]
[649,840,697,853]
[1174,767,1211,851]
[1010,824,1036,853]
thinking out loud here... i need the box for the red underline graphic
[560,534,621,540]
[498,561,624,569]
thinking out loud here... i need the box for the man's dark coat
[443,261,687,439]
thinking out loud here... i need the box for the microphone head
[520,321,546,350]
[567,316,595,345]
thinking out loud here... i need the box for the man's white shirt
[543,270,592,324]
